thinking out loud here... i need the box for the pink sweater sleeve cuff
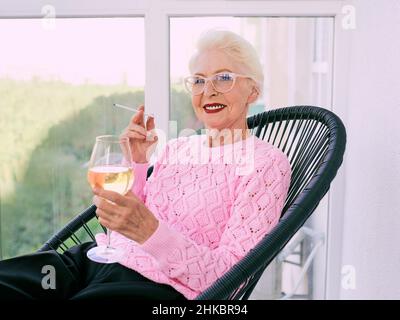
[140,220,187,263]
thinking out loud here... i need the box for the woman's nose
[203,80,217,96]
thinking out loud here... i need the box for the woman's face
[190,49,258,131]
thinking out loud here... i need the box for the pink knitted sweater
[95,134,291,299]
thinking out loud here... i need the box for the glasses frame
[184,72,254,95]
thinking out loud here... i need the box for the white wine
[86,136,133,264]
[87,166,134,195]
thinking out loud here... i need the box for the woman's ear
[247,86,259,104]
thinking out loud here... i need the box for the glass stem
[106,228,112,249]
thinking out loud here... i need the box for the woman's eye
[194,78,205,84]
[216,74,233,81]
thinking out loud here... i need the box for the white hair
[189,29,264,92]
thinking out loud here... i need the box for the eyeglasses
[184,72,253,95]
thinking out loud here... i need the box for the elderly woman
[0,30,291,300]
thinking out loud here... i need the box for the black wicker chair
[39,105,346,300]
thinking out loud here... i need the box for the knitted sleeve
[129,162,149,202]
[129,139,175,203]
[139,148,291,296]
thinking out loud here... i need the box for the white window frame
[1,0,350,299]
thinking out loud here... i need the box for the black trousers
[0,242,186,300]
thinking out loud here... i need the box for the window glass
[170,17,334,299]
[0,18,145,258]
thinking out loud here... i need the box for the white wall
[339,0,400,299]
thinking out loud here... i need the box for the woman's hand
[92,187,159,244]
[120,104,158,164]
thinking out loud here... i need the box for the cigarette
[113,103,154,118]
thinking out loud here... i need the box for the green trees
[1,85,144,257]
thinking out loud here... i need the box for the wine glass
[86,135,134,263]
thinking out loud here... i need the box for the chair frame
[39,105,346,300]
